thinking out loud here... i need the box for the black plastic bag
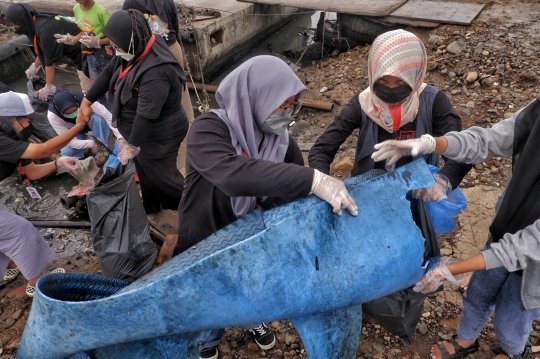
[87,161,158,282]
[362,194,440,345]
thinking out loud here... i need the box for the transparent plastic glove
[413,259,469,294]
[56,156,77,173]
[311,169,358,216]
[80,35,101,48]
[118,143,140,165]
[117,138,127,153]
[35,84,56,101]
[414,173,452,202]
[54,33,77,45]
[25,63,41,79]
[372,134,437,166]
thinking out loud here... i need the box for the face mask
[116,50,135,62]
[373,83,412,104]
[63,110,78,119]
[15,26,25,35]
[19,124,35,140]
[260,112,293,135]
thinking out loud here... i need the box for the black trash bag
[362,194,440,346]
[87,161,159,282]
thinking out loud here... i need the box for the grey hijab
[212,55,307,218]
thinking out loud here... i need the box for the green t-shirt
[73,2,110,38]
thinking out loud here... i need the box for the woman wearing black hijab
[80,9,188,213]
[1,4,82,101]
[121,0,194,121]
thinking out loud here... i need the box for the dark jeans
[134,134,185,213]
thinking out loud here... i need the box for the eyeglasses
[110,42,122,53]
[278,101,302,117]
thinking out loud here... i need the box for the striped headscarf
[359,29,428,132]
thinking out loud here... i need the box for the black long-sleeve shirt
[176,113,314,253]
[86,61,188,146]
[308,92,472,189]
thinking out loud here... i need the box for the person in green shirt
[55,0,112,103]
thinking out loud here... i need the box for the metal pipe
[28,220,91,229]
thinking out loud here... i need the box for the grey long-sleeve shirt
[443,104,540,309]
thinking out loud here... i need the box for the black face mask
[14,26,26,35]
[373,83,412,104]
[18,123,35,140]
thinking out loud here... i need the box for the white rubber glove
[413,259,469,294]
[56,156,77,173]
[311,169,358,216]
[54,33,78,45]
[118,143,140,165]
[35,84,56,101]
[372,134,437,166]
[414,173,452,202]
[25,63,41,79]
[80,35,101,48]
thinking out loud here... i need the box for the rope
[177,2,211,114]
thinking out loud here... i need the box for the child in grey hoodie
[372,97,540,359]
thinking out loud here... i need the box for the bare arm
[447,254,486,275]
[21,121,85,159]
[44,65,56,86]
[22,161,57,180]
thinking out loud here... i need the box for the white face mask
[115,33,135,62]
[116,50,135,62]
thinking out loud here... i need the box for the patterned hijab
[359,29,427,133]
[212,55,306,218]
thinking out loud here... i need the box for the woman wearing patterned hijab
[177,55,358,359]
[309,29,471,202]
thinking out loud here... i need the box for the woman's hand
[413,259,469,294]
[311,169,358,216]
[372,134,437,166]
[414,173,452,202]
[118,143,140,165]
[78,98,94,126]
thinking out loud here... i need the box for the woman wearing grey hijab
[177,55,357,359]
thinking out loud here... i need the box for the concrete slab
[389,0,484,26]
[238,0,407,17]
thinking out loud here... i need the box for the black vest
[352,85,440,177]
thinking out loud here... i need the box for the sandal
[4,267,21,281]
[490,344,530,359]
[431,335,479,359]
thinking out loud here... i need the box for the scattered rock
[11,309,23,320]
[466,72,478,83]
[446,41,466,55]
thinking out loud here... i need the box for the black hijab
[489,96,540,242]
[48,89,84,124]
[5,4,58,48]
[101,9,185,124]
[122,0,172,30]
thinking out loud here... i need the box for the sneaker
[199,346,218,359]
[249,323,276,350]
[49,268,66,275]
[26,268,65,297]
[26,283,36,297]
[4,267,20,281]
